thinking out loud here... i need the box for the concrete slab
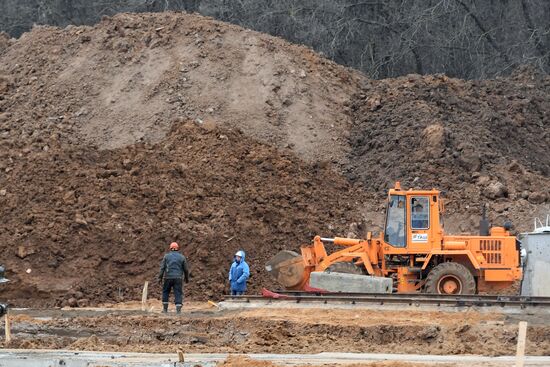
[219,299,550,317]
[309,272,392,293]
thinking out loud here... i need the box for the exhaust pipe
[479,205,490,236]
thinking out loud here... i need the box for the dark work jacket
[159,251,189,281]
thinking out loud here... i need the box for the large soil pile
[348,71,550,232]
[0,12,548,306]
[0,11,365,306]
[0,122,366,307]
[0,12,362,164]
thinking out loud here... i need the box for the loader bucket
[265,250,306,289]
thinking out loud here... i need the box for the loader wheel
[325,262,366,275]
[424,262,476,295]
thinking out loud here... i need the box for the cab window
[384,195,406,247]
[411,196,429,229]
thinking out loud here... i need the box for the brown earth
[0,11,549,307]
[3,304,550,358]
[347,70,550,233]
[0,12,361,164]
[0,122,366,307]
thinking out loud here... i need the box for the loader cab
[384,194,407,247]
[383,182,443,252]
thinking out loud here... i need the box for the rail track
[223,290,550,308]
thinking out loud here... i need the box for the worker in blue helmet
[228,250,250,295]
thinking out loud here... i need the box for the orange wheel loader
[266,182,522,294]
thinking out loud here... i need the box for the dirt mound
[0,122,366,307]
[0,10,548,307]
[348,71,550,231]
[0,12,362,164]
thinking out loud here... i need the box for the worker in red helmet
[157,242,189,314]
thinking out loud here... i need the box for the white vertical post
[516,321,528,367]
[4,310,11,344]
[141,281,149,311]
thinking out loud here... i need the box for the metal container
[520,215,550,296]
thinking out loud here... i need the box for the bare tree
[1,0,548,79]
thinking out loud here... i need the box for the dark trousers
[231,290,244,296]
[162,278,183,305]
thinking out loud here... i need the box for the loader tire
[325,262,366,275]
[424,262,476,295]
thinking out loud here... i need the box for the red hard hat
[169,242,179,250]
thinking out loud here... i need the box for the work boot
[176,304,182,314]
[162,303,168,313]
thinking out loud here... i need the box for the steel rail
[271,290,550,303]
[223,292,550,308]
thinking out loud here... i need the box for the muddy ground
[2,302,550,358]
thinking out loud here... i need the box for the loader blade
[265,250,305,289]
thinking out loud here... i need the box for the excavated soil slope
[0,12,363,306]
[0,12,362,164]
[349,71,550,232]
[0,122,366,307]
[0,12,549,306]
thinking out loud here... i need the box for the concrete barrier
[520,229,550,297]
[309,272,392,293]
